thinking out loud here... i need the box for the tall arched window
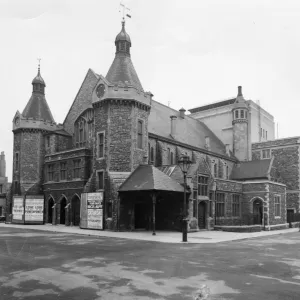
[74,109,94,148]
[214,163,218,178]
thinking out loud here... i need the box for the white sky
[1,0,300,181]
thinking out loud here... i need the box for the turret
[232,86,249,161]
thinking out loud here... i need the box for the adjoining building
[0,151,9,219]
[8,19,299,232]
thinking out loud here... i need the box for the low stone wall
[265,223,289,231]
[214,225,262,232]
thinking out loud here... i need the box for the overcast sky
[1,0,300,180]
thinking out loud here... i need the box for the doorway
[287,209,294,224]
[253,199,263,225]
[134,203,148,229]
[60,198,67,225]
[71,195,81,226]
[48,197,54,223]
[198,201,206,229]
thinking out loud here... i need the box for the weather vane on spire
[37,58,41,69]
[119,1,131,21]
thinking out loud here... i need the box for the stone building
[9,20,297,232]
[0,151,8,218]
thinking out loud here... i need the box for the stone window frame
[47,163,55,182]
[60,161,67,181]
[232,194,241,217]
[73,159,81,179]
[198,175,209,197]
[137,119,144,149]
[274,194,281,218]
[96,170,105,191]
[97,131,105,160]
[193,190,197,218]
[216,192,225,218]
[213,162,218,178]
[261,149,271,159]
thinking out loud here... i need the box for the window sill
[275,216,281,219]
[96,157,105,161]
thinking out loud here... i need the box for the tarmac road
[0,227,299,300]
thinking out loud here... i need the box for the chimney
[205,136,210,151]
[238,86,242,96]
[170,115,177,137]
[225,144,230,156]
[179,108,186,119]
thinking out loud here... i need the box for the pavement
[0,222,298,243]
[0,226,300,300]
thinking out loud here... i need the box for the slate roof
[22,93,55,123]
[148,100,230,157]
[106,53,144,91]
[231,159,272,180]
[119,164,184,192]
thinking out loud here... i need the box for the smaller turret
[232,86,249,161]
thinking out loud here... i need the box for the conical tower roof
[106,20,144,91]
[22,66,55,123]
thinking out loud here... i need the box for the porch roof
[118,164,184,193]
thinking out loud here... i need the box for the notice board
[24,195,44,224]
[80,192,103,230]
[12,196,24,224]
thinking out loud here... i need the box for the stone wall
[63,69,98,136]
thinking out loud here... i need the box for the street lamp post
[178,154,192,242]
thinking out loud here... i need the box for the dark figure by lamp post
[178,154,192,242]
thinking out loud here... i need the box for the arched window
[226,165,229,179]
[137,120,143,149]
[235,110,239,119]
[74,109,94,148]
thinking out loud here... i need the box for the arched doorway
[71,195,81,226]
[60,197,67,225]
[47,197,54,223]
[198,201,206,229]
[253,198,263,225]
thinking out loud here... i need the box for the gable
[63,69,99,135]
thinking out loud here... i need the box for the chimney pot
[179,108,186,118]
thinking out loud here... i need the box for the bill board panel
[12,197,24,222]
[25,198,44,222]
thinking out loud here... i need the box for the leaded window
[73,159,81,178]
[275,196,281,217]
[232,194,240,217]
[198,176,208,196]
[216,193,225,217]
[137,120,143,149]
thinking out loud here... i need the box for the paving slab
[0,223,298,244]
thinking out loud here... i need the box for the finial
[238,86,243,96]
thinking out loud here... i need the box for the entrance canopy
[118,164,184,193]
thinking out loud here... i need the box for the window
[167,148,171,164]
[14,181,18,193]
[245,111,248,119]
[137,120,143,149]
[46,136,50,147]
[73,160,81,178]
[262,149,271,159]
[216,193,225,217]
[275,196,281,217]
[97,171,104,190]
[150,147,154,163]
[106,202,112,218]
[47,164,54,181]
[74,109,94,148]
[193,190,197,217]
[171,152,174,165]
[226,165,229,179]
[232,194,240,217]
[0,185,2,193]
[235,110,239,119]
[0,207,2,216]
[213,163,218,178]
[15,152,19,170]
[198,176,208,196]
[266,131,268,140]
[97,132,104,158]
[60,162,66,180]
[209,192,213,217]
[240,110,244,118]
